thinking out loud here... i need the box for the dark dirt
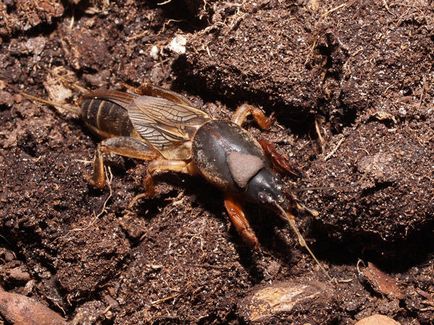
[0,0,433,324]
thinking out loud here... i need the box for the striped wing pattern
[128,95,210,150]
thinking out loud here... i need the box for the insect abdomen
[81,98,134,138]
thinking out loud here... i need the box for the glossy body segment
[192,120,266,192]
[80,90,163,188]
[81,91,137,139]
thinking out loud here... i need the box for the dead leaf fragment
[43,67,75,105]
[309,0,320,11]
[360,262,404,300]
[367,110,397,125]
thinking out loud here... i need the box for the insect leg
[124,80,193,106]
[144,159,196,196]
[224,196,259,249]
[258,138,303,178]
[87,146,106,189]
[87,137,161,189]
[232,104,275,129]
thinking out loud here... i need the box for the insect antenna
[293,186,356,193]
[274,202,334,282]
[54,74,89,94]
[20,92,80,116]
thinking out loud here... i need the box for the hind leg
[142,159,197,197]
[87,137,161,189]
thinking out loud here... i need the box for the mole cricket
[24,81,330,278]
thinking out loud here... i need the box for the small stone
[83,69,110,88]
[25,36,46,55]
[0,288,67,325]
[266,260,281,278]
[0,90,14,106]
[71,300,105,325]
[355,314,400,325]
[4,251,15,262]
[8,267,31,282]
[150,45,159,60]
[166,35,187,54]
[357,153,396,183]
[61,27,109,70]
[23,280,36,295]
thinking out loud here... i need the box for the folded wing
[127,95,210,150]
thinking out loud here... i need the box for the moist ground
[0,1,432,324]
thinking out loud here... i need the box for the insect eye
[258,192,275,205]
[258,192,267,204]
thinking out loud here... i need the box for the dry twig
[324,136,346,161]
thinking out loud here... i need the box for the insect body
[25,83,328,277]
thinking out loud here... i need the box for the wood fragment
[151,293,180,305]
[321,3,347,18]
[324,137,345,161]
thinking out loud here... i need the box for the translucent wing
[83,89,137,107]
[127,95,210,150]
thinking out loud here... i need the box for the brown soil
[0,0,433,324]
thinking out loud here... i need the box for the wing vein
[127,95,210,150]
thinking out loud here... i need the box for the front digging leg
[224,196,259,249]
[258,138,302,178]
[232,103,275,129]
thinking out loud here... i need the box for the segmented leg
[86,136,161,189]
[224,197,259,249]
[143,159,196,196]
[232,104,275,129]
[87,147,106,189]
[124,81,193,106]
[258,138,302,178]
